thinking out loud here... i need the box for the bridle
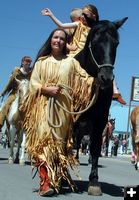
[88,41,114,70]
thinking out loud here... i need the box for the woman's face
[51,30,66,54]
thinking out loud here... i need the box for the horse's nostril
[100,74,113,82]
[100,75,105,82]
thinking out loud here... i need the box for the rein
[47,84,99,134]
[88,41,114,69]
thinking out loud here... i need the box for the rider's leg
[112,79,126,105]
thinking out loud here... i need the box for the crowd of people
[0,3,127,197]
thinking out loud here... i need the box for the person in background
[121,138,127,154]
[113,135,119,156]
[20,28,95,196]
[131,150,135,164]
[41,4,126,105]
[0,56,32,132]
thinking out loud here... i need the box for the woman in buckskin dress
[21,28,97,196]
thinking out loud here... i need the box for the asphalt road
[0,147,139,200]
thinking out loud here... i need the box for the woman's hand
[41,86,61,97]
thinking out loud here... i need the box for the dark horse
[74,17,128,195]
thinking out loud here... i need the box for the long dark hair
[33,28,68,67]
[83,4,99,27]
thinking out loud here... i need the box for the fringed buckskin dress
[22,55,97,192]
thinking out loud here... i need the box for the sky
[0,0,139,132]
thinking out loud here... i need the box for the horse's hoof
[131,160,135,165]
[135,162,139,171]
[19,160,25,165]
[88,158,92,164]
[8,157,14,164]
[14,158,19,164]
[88,180,102,196]
[88,185,102,196]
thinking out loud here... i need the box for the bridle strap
[88,42,114,69]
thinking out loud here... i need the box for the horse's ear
[114,17,128,29]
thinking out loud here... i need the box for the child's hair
[70,8,82,22]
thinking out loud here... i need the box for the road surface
[0,147,139,200]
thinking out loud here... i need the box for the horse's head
[15,78,29,101]
[7,78,29,125]
[89,17,128,89]
[76,17,128,89]
[109,118,115,131]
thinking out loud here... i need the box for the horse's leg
[86,118,102,195]
[19,131,26,165]
[6,129,10,148]
[87,87,112,196]
[88,152,92,164]
[88,132,102,196]
[84,141,88,155]
[75,148,79,160]
[108,139,112,157]
[15,130,22,163]
[101,136,105,157]
[135,145,139,171]
[75,138,81,161]
[74,123,83,161]
[8,125,16,164]
[105,136,109,157]
[73,134,80,160]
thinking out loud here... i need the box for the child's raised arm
[41,8,78,29]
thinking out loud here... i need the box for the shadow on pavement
[101,182,124,197]
[74,180,124,197]
[0,157,8,160]
[21,178,124,197]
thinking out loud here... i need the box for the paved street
[0,147,139,200]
